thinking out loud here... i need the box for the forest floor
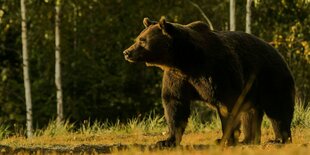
[0,127,310,154]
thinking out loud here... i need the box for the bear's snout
[123,50,130,57]
[123,49,135,62]
[123,49,132,58]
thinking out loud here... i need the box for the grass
[292,101,310,128]
[0,124,10,140]
[0,102,309,154]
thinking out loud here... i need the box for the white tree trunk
[20,0,33,138]
[246,0,253,34]
[230,0,236,31]
[55,0,63,123]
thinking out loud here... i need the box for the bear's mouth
[124,53,137,63]
[124,56,136,63]
[124,51,147,63]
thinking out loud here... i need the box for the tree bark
[246,0,253,34]
[20,0,33,138]
[230,0,236,31]
[55,0,63,123]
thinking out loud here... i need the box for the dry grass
[0,127,310,154]
[1,128,309,146]
[0,103,309,154]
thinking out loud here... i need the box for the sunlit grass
[37,120,75,137]
[0,101,309,154]
[292,100,310,128]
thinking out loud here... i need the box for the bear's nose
[123,50,130,56]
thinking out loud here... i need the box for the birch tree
[20,0,33,137]
[230,0,236,31]
[55,0,63,123]
[246,0,253,34]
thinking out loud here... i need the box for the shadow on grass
[2,143,307,154]
[0,144,214,154]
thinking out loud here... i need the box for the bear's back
[186,21,211,34]
[218,31,290,72]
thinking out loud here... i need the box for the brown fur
[123,17,295,147]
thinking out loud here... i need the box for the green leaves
[0,0,309,132]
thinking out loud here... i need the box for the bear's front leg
[156,98,190,147]
[156,71,192,147]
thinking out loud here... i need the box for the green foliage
[0,124,11,140]
[272,22,310,105]
[0,0,309,132]
[252,0,310,106]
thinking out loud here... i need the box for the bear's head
[123,17,183,69]
[123,17,212,71]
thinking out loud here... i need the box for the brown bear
[123,17,295,147]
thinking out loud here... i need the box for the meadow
[0,103,309,154]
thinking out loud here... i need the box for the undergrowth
[0,124,10,140]
[0,100,309,139]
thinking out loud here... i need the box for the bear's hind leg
[269,118,292,143]
[264,93,294,144]
[265,102,293,144]
[259,70,295,144]
[241,108,264,144]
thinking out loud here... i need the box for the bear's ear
[143,17,156,28]
[159,17,175,36]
